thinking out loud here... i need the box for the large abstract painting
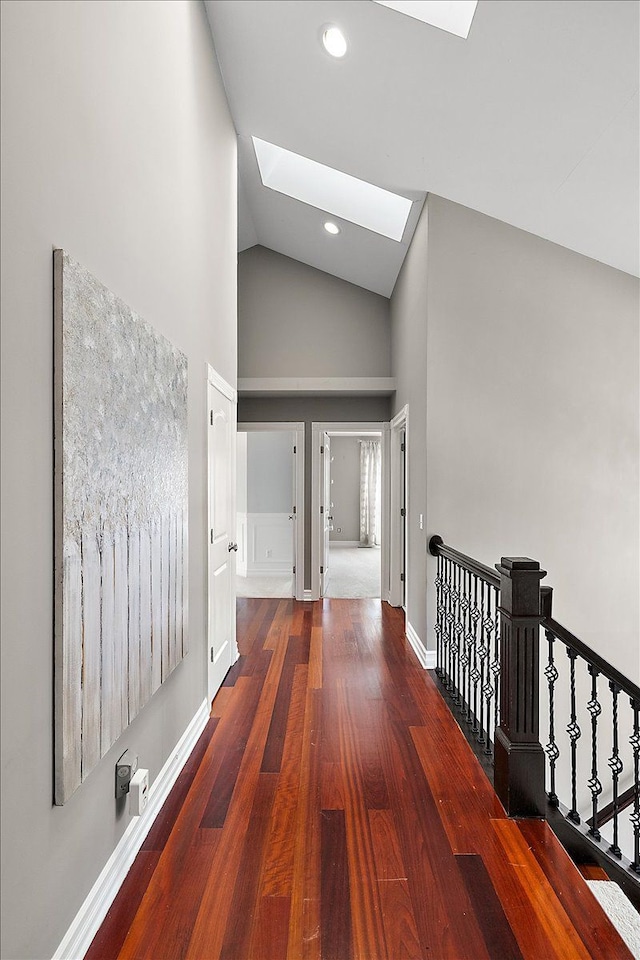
[54,250,188,804]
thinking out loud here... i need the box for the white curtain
[359,440,381,547]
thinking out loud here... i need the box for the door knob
[228,542,238,552]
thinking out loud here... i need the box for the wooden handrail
[428,535,500,589]
[542,616,640,705]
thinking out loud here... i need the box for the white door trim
[237,421,305,601]
[208,364,237,403]
[310,421,390,601]
[389,405,408,609]
[207,365,238,705]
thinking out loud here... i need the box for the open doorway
[236,422,305,599]
[311,422,389,600]
[326,434,382,598]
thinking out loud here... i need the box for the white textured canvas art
[54,250,188,804]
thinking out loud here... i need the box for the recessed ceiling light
[322,26,348,58]
[373,1,478,40]
[324,222,340,235]
[252,137,413,242]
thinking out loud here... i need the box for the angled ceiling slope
[206,0,640,295]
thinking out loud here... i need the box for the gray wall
[238,398,390,588]
[247,431,293,513]
[390,202,429,639]
[425,195,639,678]
[238,246,391,377]
[0,3,237,958]
[329,436,363,542]
[392,193,639,679]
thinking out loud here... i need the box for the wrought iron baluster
[470,574,481,734]
[434,553,443,676]
[443,557,453,691]
[476,580,487,745]
[566,648,581,823]
[452,562,462,705]
[544,630,559,806]
[447,558,455,696]
[490,585,501,755]
[608,681,623,858]
[465,573,476,725]
[631,698,640,873]
[481,583,494,754]
[459,569,470,717]
[586,665,602,841]
[448,558,456,695]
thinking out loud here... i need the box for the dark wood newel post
[494,557,547,817]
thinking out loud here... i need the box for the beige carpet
[325,546,381,598]
[587,881,640,958]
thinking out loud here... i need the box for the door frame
[311,421,390,601]
[389,405,408,609]
[237,421,305,601]
[320,432,332,597]
[207,364,238,705]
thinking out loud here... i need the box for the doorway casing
[389,405,408,609]
[237,421,305,601]
[207,364,239,705]
[310,421,390,601]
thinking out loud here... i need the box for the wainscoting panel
[247,513,293,575]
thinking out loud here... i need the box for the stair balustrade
[428,534,640,907]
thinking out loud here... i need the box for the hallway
[87,599,630,959]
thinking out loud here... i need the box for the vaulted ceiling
[205,0,639,297]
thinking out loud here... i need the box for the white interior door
[207,369,238,702]
[320,433,332,596]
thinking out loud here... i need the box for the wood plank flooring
[86,599,633,959]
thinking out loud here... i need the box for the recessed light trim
[252,137,412,242]
[322,25,348,58]
[373,1,478,40]
[324,221,340,235]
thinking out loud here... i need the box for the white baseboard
[329,541,360,548]
[303,589,315,601]
[53,699,210,960]
[405,619,433,670]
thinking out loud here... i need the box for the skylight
[252,137,413,242]
[373,1,478,39]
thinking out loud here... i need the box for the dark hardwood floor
[86,598,632,959]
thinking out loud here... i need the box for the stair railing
[430,535,502,761]
[428,535,640,905]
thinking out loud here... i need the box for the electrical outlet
[130,768,149,816]
[115,749,138,799]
